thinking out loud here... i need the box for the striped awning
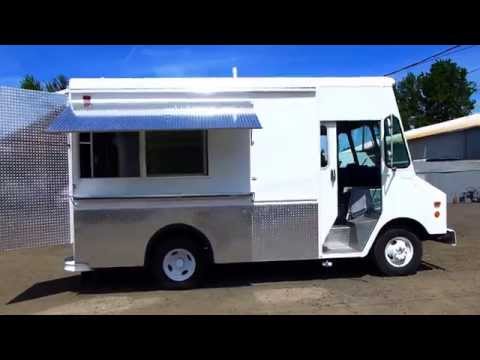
[47,102,262,132]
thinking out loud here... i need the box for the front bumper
[431,228,457,247]
[64,256,92,272]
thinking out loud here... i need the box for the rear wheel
[148,237,206,290]
[372,228,422,276]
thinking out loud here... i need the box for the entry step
[322,243,358,254]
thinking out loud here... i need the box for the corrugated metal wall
[409,131,466,160]
[409,128,480,203]
[0,87,69,251]
[414,160,480,202]
[417,170,480,202]
[409,128,480,161]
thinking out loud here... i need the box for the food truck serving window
[146,131,207,176]
[79,130,207,178]
[80,132,140,178]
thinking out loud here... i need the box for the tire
[148,236,206,290]
[372,228,422,276]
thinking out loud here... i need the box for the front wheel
[149,237,206,290]
[372,229,422,276]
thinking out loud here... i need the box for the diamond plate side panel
[252,203,318,261]
[0,87,69,251]
[73,201,254,268]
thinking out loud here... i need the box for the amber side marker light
[434,201,441,208]
[434,211,441,218]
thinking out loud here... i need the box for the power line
[389,45,477,77]
[384,45,464,76]
[434,45,477,59]
[469,66,480,74]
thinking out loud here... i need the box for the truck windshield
[338,122,380,168]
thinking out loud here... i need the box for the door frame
[318,121,338,256]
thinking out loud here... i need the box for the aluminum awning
[47,102,262,132]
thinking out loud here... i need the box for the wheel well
[144,224,214,267]
[377,218,429,241]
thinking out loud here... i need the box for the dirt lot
[1,204,479,315]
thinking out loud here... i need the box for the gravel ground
[1,204,479,315]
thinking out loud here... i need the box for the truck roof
[69,77,395,92]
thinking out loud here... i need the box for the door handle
[330,169,336,182]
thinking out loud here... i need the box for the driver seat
[347,187,374,220]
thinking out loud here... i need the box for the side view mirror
[386,116,392,129]
[386,149,397,171]
[385,115,395,170]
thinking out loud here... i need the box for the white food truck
[48,76,456,289]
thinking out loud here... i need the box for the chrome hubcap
[384,237,414,268]
[162,248,196,282]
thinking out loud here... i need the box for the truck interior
[323,120,382,254]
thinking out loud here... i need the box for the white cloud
[140,46,193,59]
[153,56,241,77]
[123,46,144,64]
[153,64,188,77]
[137,46,245,76]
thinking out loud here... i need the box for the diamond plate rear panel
[73,200,319,267]
[0,87,69,251]
[252,203,318,261]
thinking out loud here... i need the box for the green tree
[394,59,476,128]
[45,75,69,92]
[19,74,69,92]
[420,60,476,124]
[20,74,43,91]
[393,72,425,129]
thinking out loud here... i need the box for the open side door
[318,121,338,254]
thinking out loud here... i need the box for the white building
[405,113,480,202]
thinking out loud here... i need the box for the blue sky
[1,45,479,111]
